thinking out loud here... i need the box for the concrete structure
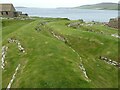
[0,3,28,18]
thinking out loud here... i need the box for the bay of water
[16,8,118,22]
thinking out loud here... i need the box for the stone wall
[0,11,15,18]
[107,18,120,29]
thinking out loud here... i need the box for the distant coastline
[15,6,27,8]
[58,2,120,10]
[15,2,119,10]
[74,2,119,10]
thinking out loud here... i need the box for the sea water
[16,8,118,22]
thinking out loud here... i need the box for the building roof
[0,3,16,12]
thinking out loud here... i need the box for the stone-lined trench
[99,56,120,68]
[50,30,91,82]
[2,38,26,89]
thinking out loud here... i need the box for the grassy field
[2,18,119,88]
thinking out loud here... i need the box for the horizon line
[0,2,119,8]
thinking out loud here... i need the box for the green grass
[2,18,118,88]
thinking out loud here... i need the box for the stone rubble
[8,38,25,53]
[68,22,105,35]
[69,46,91,82]
[111,34,120,39]
[1,46,8,69]
[69,47,76,53]
[99,56,120,68]
[35,21,48,31]
[89,39,104,45]
[68,22,81,27]
[84,29,104,34]
[68,22,93,28]
[79,63,89,79]
[2,38,25,89]
[79,60,91,82]
[51,31,68,43]
[6,64,21,90]
[84,23,93,27]
[35,26,42,31]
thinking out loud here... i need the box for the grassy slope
[2,18,118,88]
[45,20,118,87]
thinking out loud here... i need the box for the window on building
[1,12,3,15]
[6,12,8,15]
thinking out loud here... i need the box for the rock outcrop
[107,18,120,29]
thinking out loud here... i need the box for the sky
[0,0,119,8]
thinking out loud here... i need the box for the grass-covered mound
[2,18,119,88]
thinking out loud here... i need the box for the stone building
[0,3,28,18]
